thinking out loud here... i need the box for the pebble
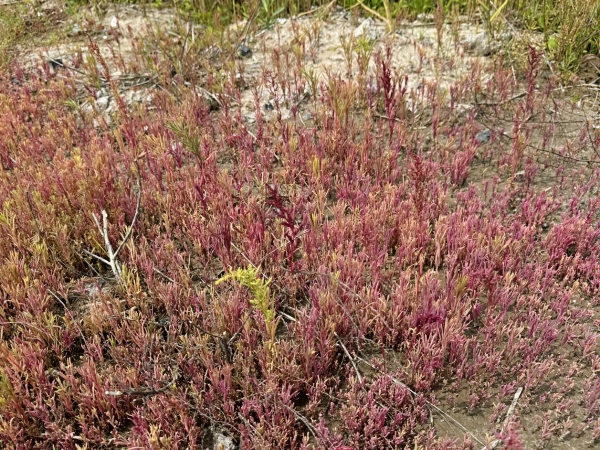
[475,129,491,143]
[96,96,110,110]
[353,18,371,37]
[461,30,511,57]
[68,23,83,37]
[237,44,252,59]
[212,432,236,450]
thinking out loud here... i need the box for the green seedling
[258,0,286,29]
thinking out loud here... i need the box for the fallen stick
[482,386,524,450]
[85,160,142,283]
[334,331,363,384]
[355,355,486,447]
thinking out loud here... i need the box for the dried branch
[152,266,177,284]
[105,377,176,397]
[279,309,362,384]
[281,403,319,442]
[84,161,142,283]
[334,331,363,384]
[355,355,486,447]
[47,289,89,351]
[483,386,524,450]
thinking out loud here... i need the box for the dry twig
[482,387,524,450]
[84,161,142,283]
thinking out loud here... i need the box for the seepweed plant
[1,2,600,450]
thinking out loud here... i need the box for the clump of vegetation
[0,0,599,449]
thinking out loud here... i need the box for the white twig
[483,387,524,450]
[114,181,142,258]
[153,267,177,284]
[502,387,523,430]
[355,355,486,447]
[94,210,122,280]
[277,310,296,322]
[280,305,483,446]
[85,163,142,283]
[47,289,89,350]
[83,248,111,266]
[334,331,363,383]
[281,403,319,441]
[197,86,222,107]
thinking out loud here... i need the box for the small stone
[68,23,82,37]
[462,31,501,57]
[475,129,491,144]
[353,18,374,39]
[354,18,381,42]
[264,102,274,111]
[213,432,236,450]
[237,44,252,59]
[96,96,110,109]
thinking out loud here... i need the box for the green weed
[216,266,275,323]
